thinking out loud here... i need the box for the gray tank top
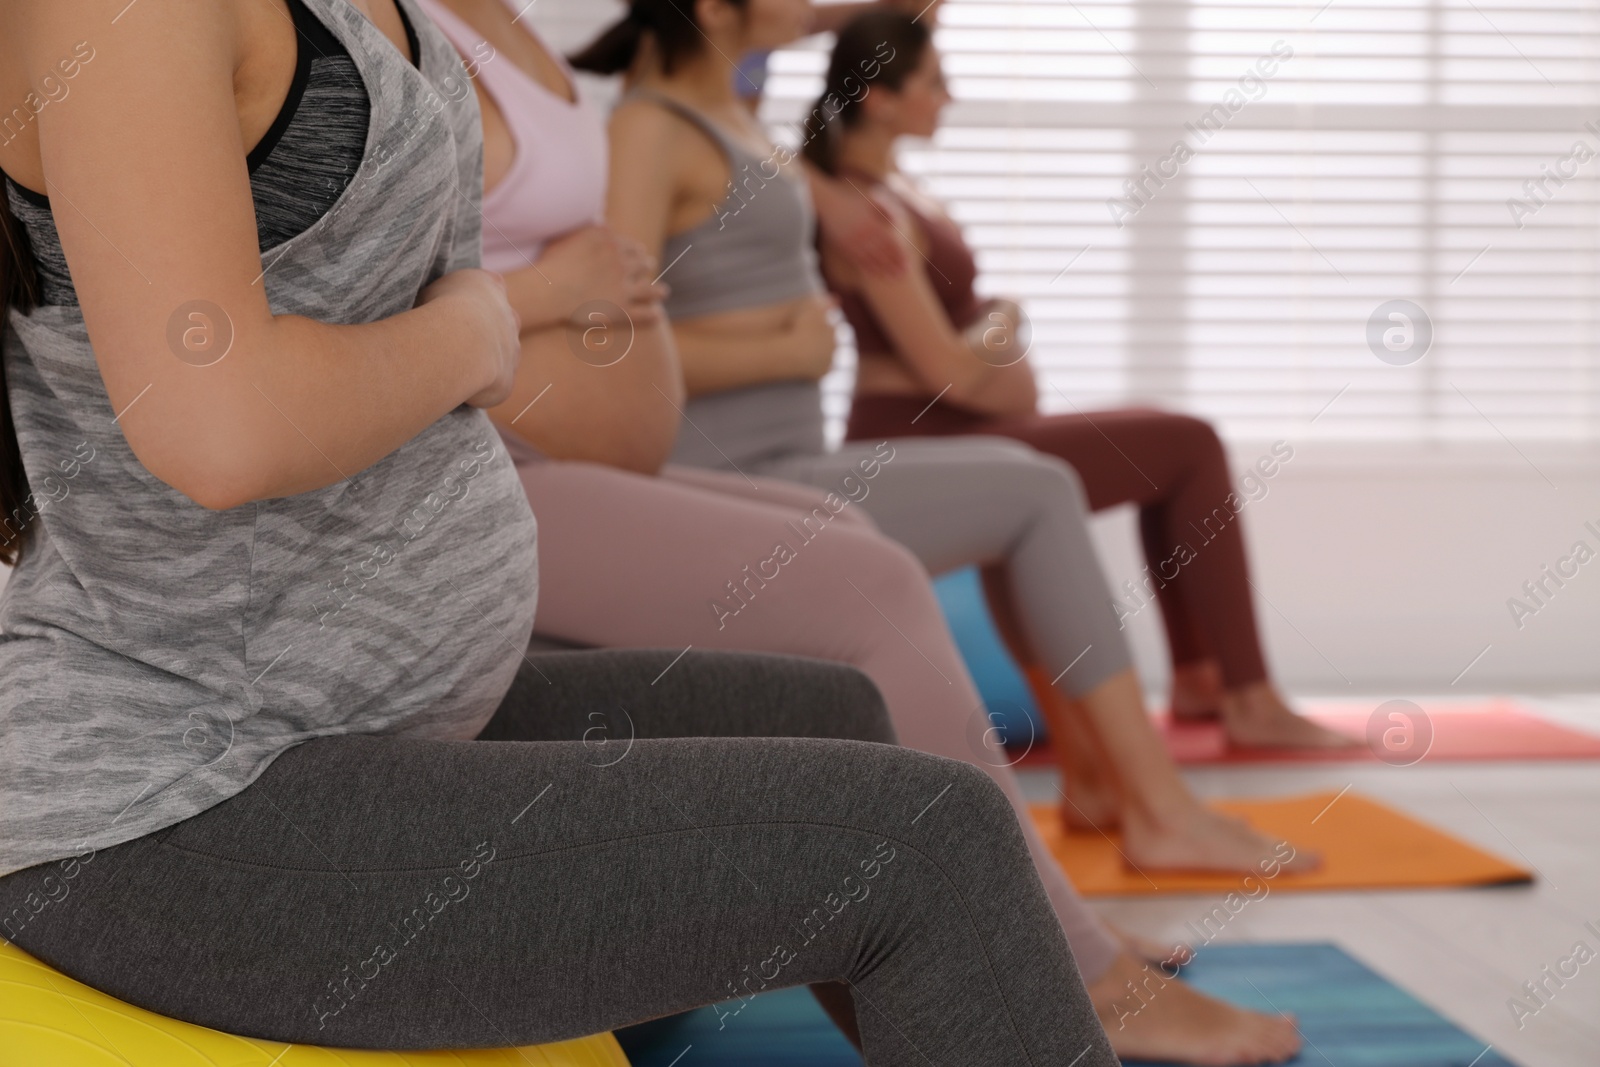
[637,89,823,321]
[0,0,539,878]
[633,91,829,471]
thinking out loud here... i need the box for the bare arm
[849,200,1036,415]
[805,164,906,277]
[497,228,664,336]
[605,99,835,397]
[671,299,836,396]
[9,0,515,511]
[488,224,684,473]
[602,101,682,279]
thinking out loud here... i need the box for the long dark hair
[800,11,931,176]
[569,0,749,76]
[0,188,39,567]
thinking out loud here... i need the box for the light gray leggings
[0,650,1115,1067]
[670,382,1134,696]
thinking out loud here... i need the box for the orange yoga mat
[1029,790,1533,897]
[1010,699,1600,768]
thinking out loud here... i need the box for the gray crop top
[634,90,824,320]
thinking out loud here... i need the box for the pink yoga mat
[1009,699,1600,767]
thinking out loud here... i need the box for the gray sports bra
[633,90,824,320]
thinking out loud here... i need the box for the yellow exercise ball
[0,938,630,1067]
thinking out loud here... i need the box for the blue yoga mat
[615,943,1515,1067]
[931,566,1043,743]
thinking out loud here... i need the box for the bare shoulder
[608,95,684,154]
[3,0,237,67]
[0,0,241,188]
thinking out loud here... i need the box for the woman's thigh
[658,464,879,531]
[757,437,1095,576]
[981,408,1226,512]
[0,653,897,1045]
[480,649,896,747]
[519,460,932,662]
[0,653,1111,1065]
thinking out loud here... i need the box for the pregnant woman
[0,1,1116,1062]
[810,9,1350,754]
[400,0,1299,1060]
[575,0,1319,878]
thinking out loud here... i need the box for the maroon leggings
[847,395,1268,688]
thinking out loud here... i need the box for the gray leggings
[761,439,1131,695]
[670,382,1134,695]
[0,650,1114,1066]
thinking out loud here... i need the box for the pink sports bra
[415,0,607,274]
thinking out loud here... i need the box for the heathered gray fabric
[669,382,1134,695]
[664,380,826,471]
[0,650,1117,1066]
[635,90,825,322]
[0,0,539,879]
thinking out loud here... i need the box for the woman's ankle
[1220,680,1287,719]
[1119,787,1206,839]
[1169,659,1224,714]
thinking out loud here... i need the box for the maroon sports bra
[828,172,984,358]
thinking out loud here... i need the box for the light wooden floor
[1015,695,1600,1067]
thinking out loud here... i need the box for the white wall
[1097,441,1600,695]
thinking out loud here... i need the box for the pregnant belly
[853,352,929,397]
[674,294,811,337]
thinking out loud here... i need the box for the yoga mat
[1005,701,1600,767]
[936,567,1600,767]
[616,944,1516,1067]
[616,986,860,1067]
[1030,791,1532,897]
[1124,943,1516,1067]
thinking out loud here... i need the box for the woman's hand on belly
[502,226,669,335]
[782,295,842,381]
[853,352,933,397]
[671,294,838,397]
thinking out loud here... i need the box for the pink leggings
[517,457,1120,982]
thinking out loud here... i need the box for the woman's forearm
[499,263,574,334]
[938,301,1039,415]
[146,298,495,509]
[673,323,821,397]
[490,320,685,475]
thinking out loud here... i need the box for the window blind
[548,0,1600,443]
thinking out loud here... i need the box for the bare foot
[1170,660,1225,722]
[1060,775,1121,831]
[1090,952,1302,1066]
[1049,700,1124,831]
[1110,922,1195,970]
[1222,683,1359,749]
[1121,802,1321,875]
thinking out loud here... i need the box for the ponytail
[567,8,648,75]
[799,93,846,176]
[799,11,932,176]
[569,0,749,77]
[0,185,39,568]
